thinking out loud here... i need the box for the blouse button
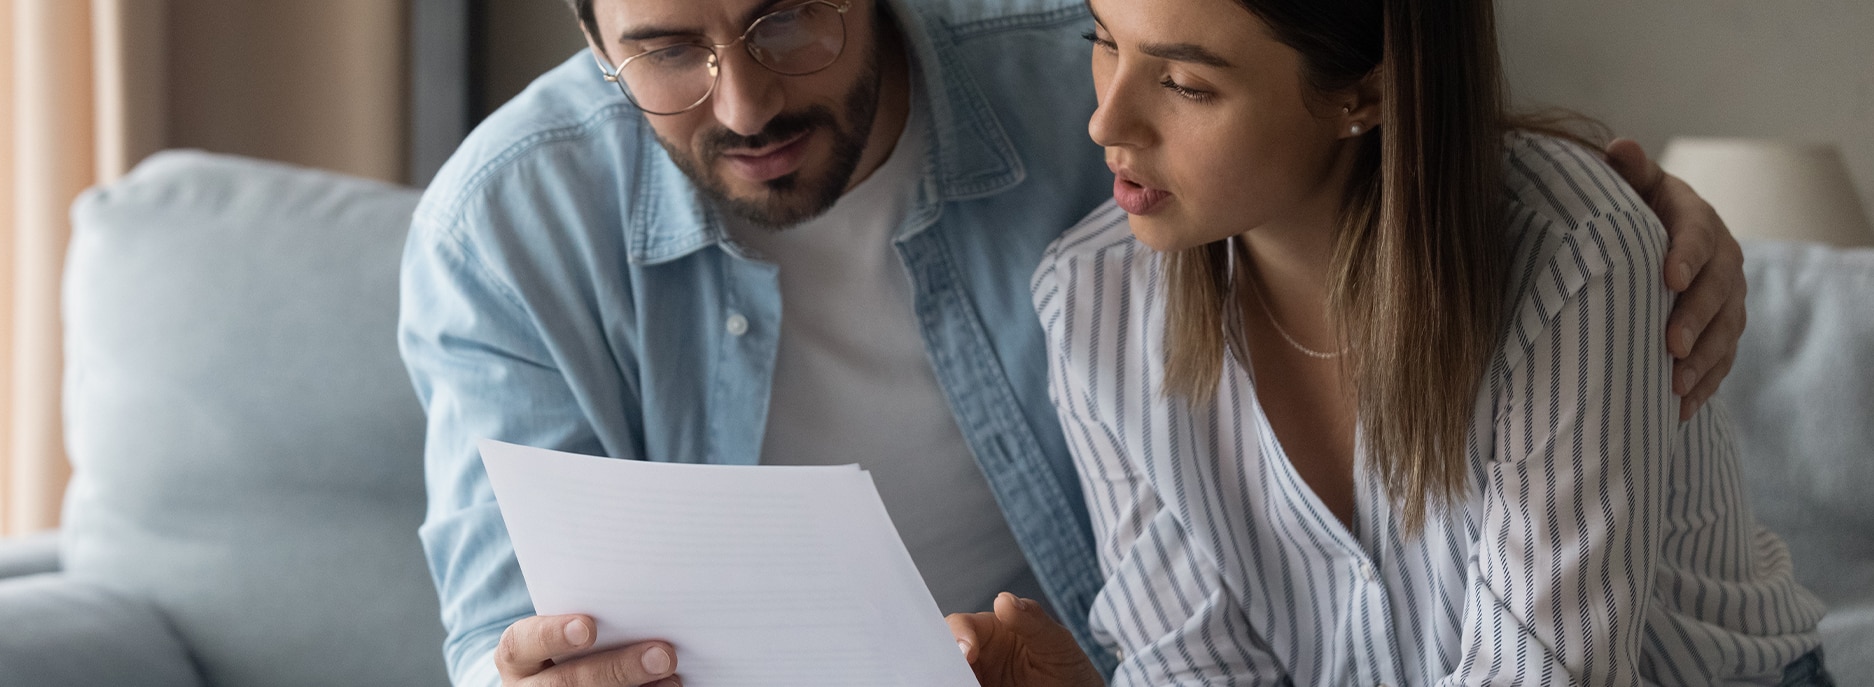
[725,312,749,337]
[1360,562,1378,582]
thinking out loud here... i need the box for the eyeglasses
[593,0,853,116]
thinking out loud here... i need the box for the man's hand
[1606,138,1748,421]
[496,614,680,687]
[948,593,1104,687]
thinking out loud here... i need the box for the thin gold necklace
[1245,270,1346,359]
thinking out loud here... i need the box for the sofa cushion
[0,574,203,686]
[62,151,447,686]
[1722,239,1874,681]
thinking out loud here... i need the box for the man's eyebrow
[1140,42,1234,69]
[615,0,791,44]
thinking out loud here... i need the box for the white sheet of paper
[478,439,979,687]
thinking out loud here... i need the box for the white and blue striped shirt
[1032,133,1826,686]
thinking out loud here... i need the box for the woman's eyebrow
[1139,42,1234,68]
[1081,3,1233,69]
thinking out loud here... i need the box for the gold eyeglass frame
[592,0,854,116]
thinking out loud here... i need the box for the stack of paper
[479,439,980,686]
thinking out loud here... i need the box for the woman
[946,0,1831,684]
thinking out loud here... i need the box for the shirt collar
[624,0,1025,265]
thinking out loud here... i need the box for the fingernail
[1018,597,1037,612]
[1673,262,1692,287]
[1676,327,1695,354]
[957,639,971,655]
[563,619,590,647]
[1676,369,1698,395]
[642,646,673,675]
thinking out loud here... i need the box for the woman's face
[1088,0,1363,252]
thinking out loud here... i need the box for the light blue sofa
[0,151,1867,684]
[0,152,447,686]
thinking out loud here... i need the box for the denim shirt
[398,0,1115,683]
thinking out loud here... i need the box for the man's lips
[722,131,813,183]
[1109,163,1172,216]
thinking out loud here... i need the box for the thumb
[947,611,993,663]
[1604,138,1665,204]
[992,593,1079,651]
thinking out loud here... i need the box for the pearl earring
[1342,105,1364,136]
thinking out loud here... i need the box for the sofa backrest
[62,151,448,687]
[1723,240,1874,616]
[1723,239,1874,684]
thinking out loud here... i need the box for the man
[399,0,1748,685]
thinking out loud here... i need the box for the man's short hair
[565,0,600,46]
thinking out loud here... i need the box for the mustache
[699,106,840,159]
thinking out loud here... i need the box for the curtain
[3,0,92,537]
[1,0,406,536]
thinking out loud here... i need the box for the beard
[655,44,882,230]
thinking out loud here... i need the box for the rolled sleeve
[399,208,630,684]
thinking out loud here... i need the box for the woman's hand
[947,593,1105,687]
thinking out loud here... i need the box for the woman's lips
[1111,170,1172,216]
[722,132,813,183]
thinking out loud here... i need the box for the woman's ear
[1340,65,1386,137]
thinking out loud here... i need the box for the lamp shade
[1660,137,1874,248]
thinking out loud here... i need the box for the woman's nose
[1088,70,1153,150]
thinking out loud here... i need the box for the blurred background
[0,0,1869,534]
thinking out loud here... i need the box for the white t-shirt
[724,106,1039,614]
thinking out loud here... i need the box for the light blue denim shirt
[398,0,1115,683]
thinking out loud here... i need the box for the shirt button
[725,312,749,337]
[1360,563,1377,582]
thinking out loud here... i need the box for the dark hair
[565,0,601,47]
[1160,0,1521,534]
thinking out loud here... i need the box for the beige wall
[1498,0,1874,211]
[478,0,584,118]
[167,0,409,182]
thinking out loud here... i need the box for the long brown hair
[1161,0,1518,534]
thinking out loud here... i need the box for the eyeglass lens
[618,2,846,115]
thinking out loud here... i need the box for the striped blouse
[1031,133,1827,687]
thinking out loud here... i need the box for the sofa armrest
[0,574,204,687]
[0,531,59,579]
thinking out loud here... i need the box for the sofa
[0,151,1867,685]
[0,151,447,686]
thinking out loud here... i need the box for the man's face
[586,0,884,228]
